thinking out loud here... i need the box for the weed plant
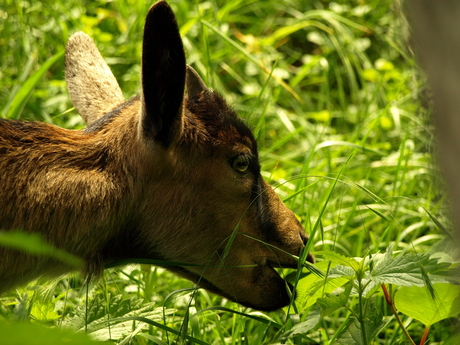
[0,0,459,344]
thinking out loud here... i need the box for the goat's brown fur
[0,0,313,311]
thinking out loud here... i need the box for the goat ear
[141,0,186,146]
[186,65,210,102]
[65,32,124,125]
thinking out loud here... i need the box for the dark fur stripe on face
[185,90,257,149]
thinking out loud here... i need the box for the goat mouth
[168,247,316,310]
[267,249,315,270]
[268,260,298,270]
[170,259,308,311]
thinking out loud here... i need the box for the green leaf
[329,265,356,279]
[314,140,385,156]
[0,321,98,345]
[283,307,321,338]
[394,283,460,326]
[90,316,210,345]
[371,250,426,286]
[0,231,83,269]
[317,283,352,317]
[30,303,61,321]
[370,246,451,287]
[296,261,349,308]
[63,295,176,342]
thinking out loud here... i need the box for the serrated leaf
[316,251,362,271]
[370,246,450,287]
[329,265,356,279]
[30,303,61,321]
[371,261,424,286]
[369,253,449,287]
[394,283,460,326]
[93,316,209,345]
[283,307,321,338]
[63,294,175,342]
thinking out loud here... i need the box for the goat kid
[0,0,313,311]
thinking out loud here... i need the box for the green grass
[1,0,458,344]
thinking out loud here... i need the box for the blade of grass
[200,20,303,102]
[3,50,64,119]
[0,231,83,269]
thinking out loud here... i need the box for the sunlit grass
[0,0,456,344]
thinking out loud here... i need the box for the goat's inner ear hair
[141,1,186,147]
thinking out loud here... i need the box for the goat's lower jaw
[170,264,295,312]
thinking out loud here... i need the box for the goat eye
[232,155,250,173]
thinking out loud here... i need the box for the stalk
[357,278,367,345]
[381,284,416,345]
[419,326,430,345]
